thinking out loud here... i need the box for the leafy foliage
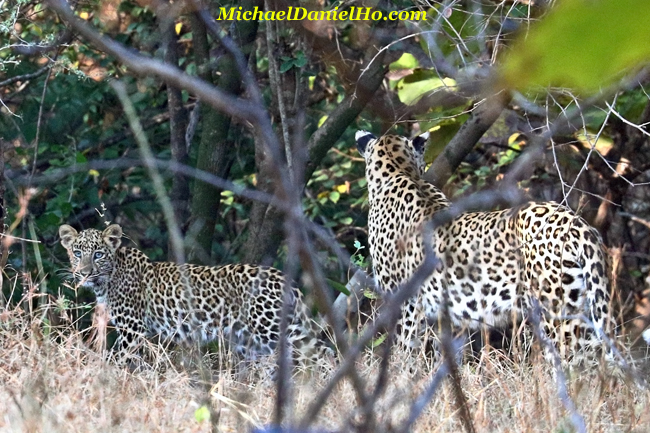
[1,0,650,325]
[3,2,650,432]
[500,0,650,92]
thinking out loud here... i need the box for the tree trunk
[242,17,296,265]
[187,0,262,264]
[163,22,189,259]
[242,49,389,264]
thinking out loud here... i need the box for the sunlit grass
[1,286,649,432]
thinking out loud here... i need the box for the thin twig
[0,62,53,88]
[110,80,187,265]
[8,158,276,209]
[527,298,587,433]
[298,227,442,428]
[398,362,450,433]
[30,57,55,181]
[264,5,292,179]
[621,212,650,230]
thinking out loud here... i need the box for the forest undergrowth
[1,279,650,433]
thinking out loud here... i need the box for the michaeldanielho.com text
[217,7,427,22]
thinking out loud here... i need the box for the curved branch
[45,0,261,122]
[13,26,74,57]
[46,0,293,216]
[0,62,53,88]
[423,92,510,188]
[305,50,388,181]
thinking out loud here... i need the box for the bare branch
[45,0,263,123]
[12,28,73,56]
[7,158,277,211]
[162,21,190,238]
[398,362,450,433]
[527,298,587,433]
[110,81,185,264]
[0,62,53,88]
[29,57,55,182]
[424,91,510,188]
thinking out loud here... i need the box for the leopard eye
[73,250,82,258]
[93,251,104,260]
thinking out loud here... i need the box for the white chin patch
[642,328,650,345]
[78,279,95,288]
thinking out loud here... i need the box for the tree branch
[187,0,262,264]
[46,0,262,123]
[305,50,388,181]
[0,62,53,88]
[162,21,190,247]
[12,28,74,56]
[423,92,510,188]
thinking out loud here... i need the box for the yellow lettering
[307,10,324,20]
[410,11,426,21]
[252,6,264,21]
[289,6,307,20]
[217,7,235,20]
[351,7,371,20]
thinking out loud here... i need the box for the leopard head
[355,130,429,174]
[355,130,429,195]
[59,224,123,303]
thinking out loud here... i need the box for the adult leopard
[59,224,330,363]
[355,130,617,363]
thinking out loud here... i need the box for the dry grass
[1,297,649,433]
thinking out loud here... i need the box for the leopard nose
[77,259,93,275]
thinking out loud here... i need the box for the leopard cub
[59,224,330,363]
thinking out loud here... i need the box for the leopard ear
[355,130,376,156]
[102,224,123,251]
[59,225,79,250]
[412,131,430,154]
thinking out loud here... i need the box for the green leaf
[363,289,380,300]
[424,123,460,163]
[326,278,350,296]
[371,333,387,348]
[194,406,210,423]
[103,148,119,158]
[294,51,308,68]
[37,212,60,227]
[279,60,294,73]
[389,52,419,71]
[500,0,650,93]
[396,70,456,105]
